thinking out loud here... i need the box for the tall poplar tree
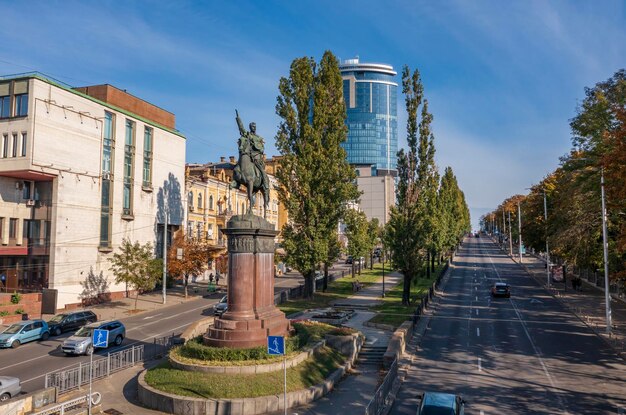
[275,51,359,298]
[385,66,430,305]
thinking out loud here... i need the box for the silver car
[0,376,21,402]
[61,320,125,355]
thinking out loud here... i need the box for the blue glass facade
[340,59,398,173]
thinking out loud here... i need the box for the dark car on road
[61,320,125,355]
[491,282,511,298]
[213,295,228,317]
[47,310,97,336]
[416,392,465,415]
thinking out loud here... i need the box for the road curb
[382,258,456,415]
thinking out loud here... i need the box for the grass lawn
[369,264,446,328]
[277,262,386,316]
[145,346,344,399]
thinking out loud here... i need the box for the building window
[12,133,17,157]
[123,119,135,217]
[0,95,9,118]
[188,192,193,207]
[208,224,214,239]
[197,223,203,240]
[21,132,26,156]
[209,195,213,210]
[2,134,7,158]
[198,193,202,209]
[187,221,194,237]
[143,127,153,187]
[22,181,30,199]
[9,218,17,239]
[100,111,115,247]
[14,94,28,117]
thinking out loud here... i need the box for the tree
[344,209,370,277]
[384,66,431,305]
[109,239,161,310]
[167,232,208,298]
[275,51,360,298]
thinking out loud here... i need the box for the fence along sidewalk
[45,333,178,394]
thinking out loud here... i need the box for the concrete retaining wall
[169,340,325,374]
[139,336,362,414]
[0,386,56,415]
[383,320,414,369]
[180,316,215,344]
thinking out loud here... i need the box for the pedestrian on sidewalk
[216,273,220,285]
[209,273,214,284]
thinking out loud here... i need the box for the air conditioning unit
[102,172,111,180]
[123,208,132,216]
[26,199,35,207]
[189,206,195,212]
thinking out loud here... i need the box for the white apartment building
[0,73,185,309]
[354,164,395,226]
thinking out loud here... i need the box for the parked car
[345,256,353,264]
[0,320,50,348]
[47,310,97,336]
[0,376,21,402]
[61,320,125,355]
[416,392,465,415]
[373,248,382,258]
[213,295,228,317]
[491,282,511,298]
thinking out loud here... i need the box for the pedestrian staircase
[357,344,387,366]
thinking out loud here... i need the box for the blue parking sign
[93,329,109,348]
[267,335,285,355]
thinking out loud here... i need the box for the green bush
[10,293,22,304]
[0,310,9,316]
[15,308,25,314]
[175,321,339,363]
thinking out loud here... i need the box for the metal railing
[44,333,178,394]
[33,392,101,415]
[364,358,398,415]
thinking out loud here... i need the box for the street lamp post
[601,168,612,334]
[543,191,550,288]
[382,252,385,298]
[517,203,523,263]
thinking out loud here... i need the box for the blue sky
[1,0,625,229]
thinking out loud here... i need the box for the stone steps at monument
[357,345,387,366]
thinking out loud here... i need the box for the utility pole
[162,211,168,305]
[544,191,550,287]
[601,167,612,334]
[517,203,523,263]
[502,209,506,245]
[508,211,513,256]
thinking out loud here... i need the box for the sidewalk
[514,254,626,357]
[92,268,404,414]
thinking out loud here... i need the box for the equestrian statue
[230,110,270,217]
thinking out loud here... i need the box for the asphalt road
[390,237,626,415]
[0,267,337,394]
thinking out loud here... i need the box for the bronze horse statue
[231,110,270,217]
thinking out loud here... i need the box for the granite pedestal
[204,214,290,348]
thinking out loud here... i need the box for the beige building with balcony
[185,158,282,275]
[0,73,185,308]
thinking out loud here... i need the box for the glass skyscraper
[339,58,398,175]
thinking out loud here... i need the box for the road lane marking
[487,254,569,414]
[19,321,193,385]
[478,357,482,371]
[477,327,480,336]
[142,313,163,320]
[480,411,485,415]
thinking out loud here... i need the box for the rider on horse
[231,110,270,215]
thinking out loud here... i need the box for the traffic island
[137,322,363,415]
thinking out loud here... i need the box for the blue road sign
[93,329,109,348]
[267,335,285,355]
